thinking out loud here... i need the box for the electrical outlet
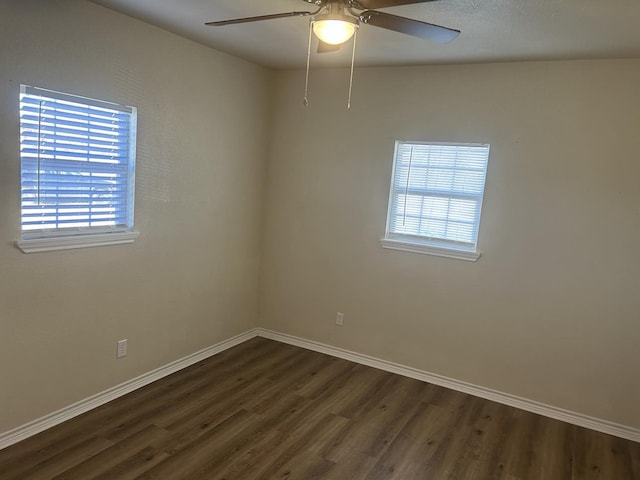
[117,339,128,358]
[336,312,344,326]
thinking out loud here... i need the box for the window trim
[17,85,138,253]
[380,238,481,262]
[381,141,489,262]
[16,231,139,254]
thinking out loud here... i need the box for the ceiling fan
[206,0,460,107]
[206,0,460,51]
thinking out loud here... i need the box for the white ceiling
[90,0,640,69]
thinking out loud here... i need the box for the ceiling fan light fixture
[312,14,359,45]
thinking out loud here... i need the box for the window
[16,85,138,253]
[381,141,490,261]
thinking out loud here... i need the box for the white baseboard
[3,326,638,451]
[0,329,259,451]
[256,328,640,444]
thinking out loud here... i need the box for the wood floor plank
[1,337,638,480]
[217,413,349,480]
[632,440,640,478]
[422,395,495,478]
[294,356,357,400]
[0,436,113,480]
[89,446,171,480]
[322,451,379,480]
[527,416,574,480]
[178,394,316,480]
[245,351,339,415]
[0,423,100,477]
[322,374,426,463]
[499,408,544,479]
[268,452,335,480]
[135,408,260,479]
[572,426,637,479]
[365,402,450,479]
[462,401,521,479]
[50,424,169,480]
[159,372,271,424]
[325,364,394,420]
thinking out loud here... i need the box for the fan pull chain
[303,21,313,107]
[347,29,358,110]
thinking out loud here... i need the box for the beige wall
[260,60,640,429]
[0,1,270,433]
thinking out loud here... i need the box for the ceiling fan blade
[206,11,313,26]
[360,10,459,43]
[317,41,342,54]
[355,0,437,9]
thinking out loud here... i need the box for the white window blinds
[385,142,489,253]
[19,85,137,236]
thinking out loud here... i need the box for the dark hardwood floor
[1,337,638,479]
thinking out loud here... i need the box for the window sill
[16,231,140,254]
[380,238,481,262]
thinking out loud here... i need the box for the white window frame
[16,85,139,253]
[381,141,490,262]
